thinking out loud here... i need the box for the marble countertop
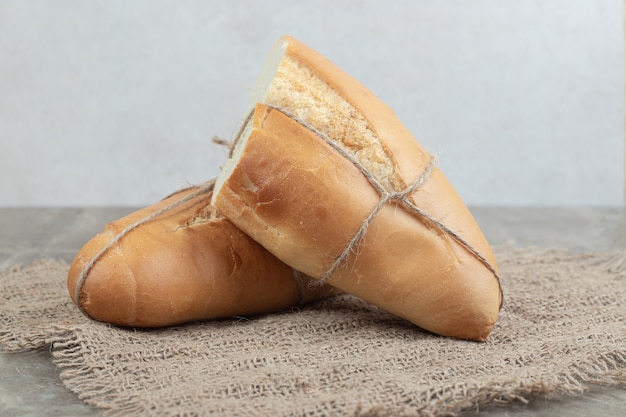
[1,207,625,416]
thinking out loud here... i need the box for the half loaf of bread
[212,36,502,341]
[68,181,337,327]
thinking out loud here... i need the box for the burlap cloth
[1,247,624,417]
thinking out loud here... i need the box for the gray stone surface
[0,207,624,416]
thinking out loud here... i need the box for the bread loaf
[212,36,502,341]
[68,182,337,327]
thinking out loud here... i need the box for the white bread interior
[216,39,401,198]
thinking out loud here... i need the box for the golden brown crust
[67,186,337,327]
[280,35,498,272]
[214,105,500,340]
[212,36,502,340]
[220,106,380,276]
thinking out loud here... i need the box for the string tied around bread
[266,105,503,309]
[321,155,437,284]
[74,181,217,318]
[74,178,313,319]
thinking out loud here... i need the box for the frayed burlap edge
[1,247,625,417]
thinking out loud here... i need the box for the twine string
[291,270,307,306]
[74,181,216,318]
[263,105,502,308]
[78,102,504,319]
[320,156,437,284]
[75,174,311,318]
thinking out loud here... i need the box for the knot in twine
[268,106,503,309]
[320,155,437,284]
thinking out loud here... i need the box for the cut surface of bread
[245,40,399,192]
[213,36,502,341]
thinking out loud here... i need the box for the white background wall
[0,0,623,206]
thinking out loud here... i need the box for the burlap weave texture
[1,247,625,416]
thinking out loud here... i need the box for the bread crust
[67,185,337,327]
[279,36,498,272]
[212,35,502,340]
[215,106,500,340]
